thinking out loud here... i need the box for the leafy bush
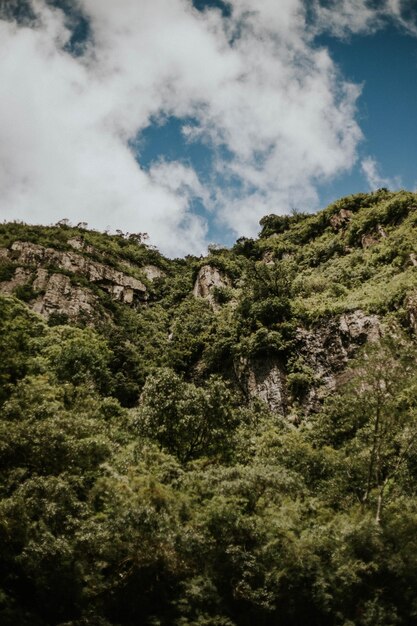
[2,193,417,625]
[232,236,260,258]
[13,282,36,302]
[0,261,16,281]
[259,213,293,238]
[211,285,234,305]
[135,368,237,462]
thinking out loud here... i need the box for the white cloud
[311,0,385,37]
[361,156,401,190]
[311,0,417,38]
[149,161,210,205]
[0,0,376,254]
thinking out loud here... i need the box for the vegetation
[2,190,417,624]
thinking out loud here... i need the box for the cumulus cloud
[311,0,417,38]
[361,156,401,190]
[0,0,397,254]
[149,161,210,204]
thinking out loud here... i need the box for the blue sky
[317,23,417,206]
[136,11,417,244]
[0,1,416,255]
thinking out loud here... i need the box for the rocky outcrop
[361,225,387,249]
[237,356,287,415]
[32,271,97,319]
[142,265,166,281]
[329,208,352,231]
[338,310,381,342]
[409,253,417,267]
[193,265,231,309]
[261,251,275,266]
[0,265,97,320]
[296,310,381,406]
[0,267,32,294]
[9,241,146,299]
[406,292,417,332]
[361,233,378,248]
[241,310,381,414]
[67,236,94,254]
[0,240,148,319]
[297,309,381,370]
[8,241,145,298]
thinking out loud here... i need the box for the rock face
[10,241,146,297]
[406,292,417,332]
[32,272,96,319]
[329,208,352,231]
[238,357,287,415]
[0,267,32,294]
[296,310,381,408]
[67,236,95,254]
[193,265,231,309]
[0,241,147,319]
[261,251,275,266]
[142,265,165,281]
[361,225,387,249]
[242,310,381,414]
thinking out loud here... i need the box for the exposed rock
[106,284,136,304]
[0,267,32,294]
[32,268,49,292]
[142,265,166,281]
[410,253,417,267]
[0,264,97,320]
[9,241,46,264]
[31,273,96,319]
[193,265,231,309]
[361,233,379,248]
[295,310,381,410]
[240,310,381,415]
[4,241,147,305]
[377,224,387,238]
[68,236,84,251]
[361,225,387,249]
[0,240,149,320]
[406,292,417,332]
[261,251,275,266]
[68,236,95,254]
[339,310,381,342]
[329,208,352,231]
[238,357,287,415]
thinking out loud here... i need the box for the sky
[0,0,416,256]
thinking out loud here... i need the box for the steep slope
[2,188,416,414]
[2,190,417,626]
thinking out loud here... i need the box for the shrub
[0,261,16,281]
[13,283,36,302]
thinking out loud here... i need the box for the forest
[2,189,417,625]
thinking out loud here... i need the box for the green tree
[0,295,45,405]
[318,335,417,523]
[135,368,237,463]
[39,326,112,392]
[82,444,186,625]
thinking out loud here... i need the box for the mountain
[1,189,417,625]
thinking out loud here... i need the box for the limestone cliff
[235,310,381,415]
[1,188,417,418]
[193,264,232,310]
[0,240,147,319]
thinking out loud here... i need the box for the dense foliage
[2,190,417,625]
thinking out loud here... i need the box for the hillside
[2,189,417,625]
